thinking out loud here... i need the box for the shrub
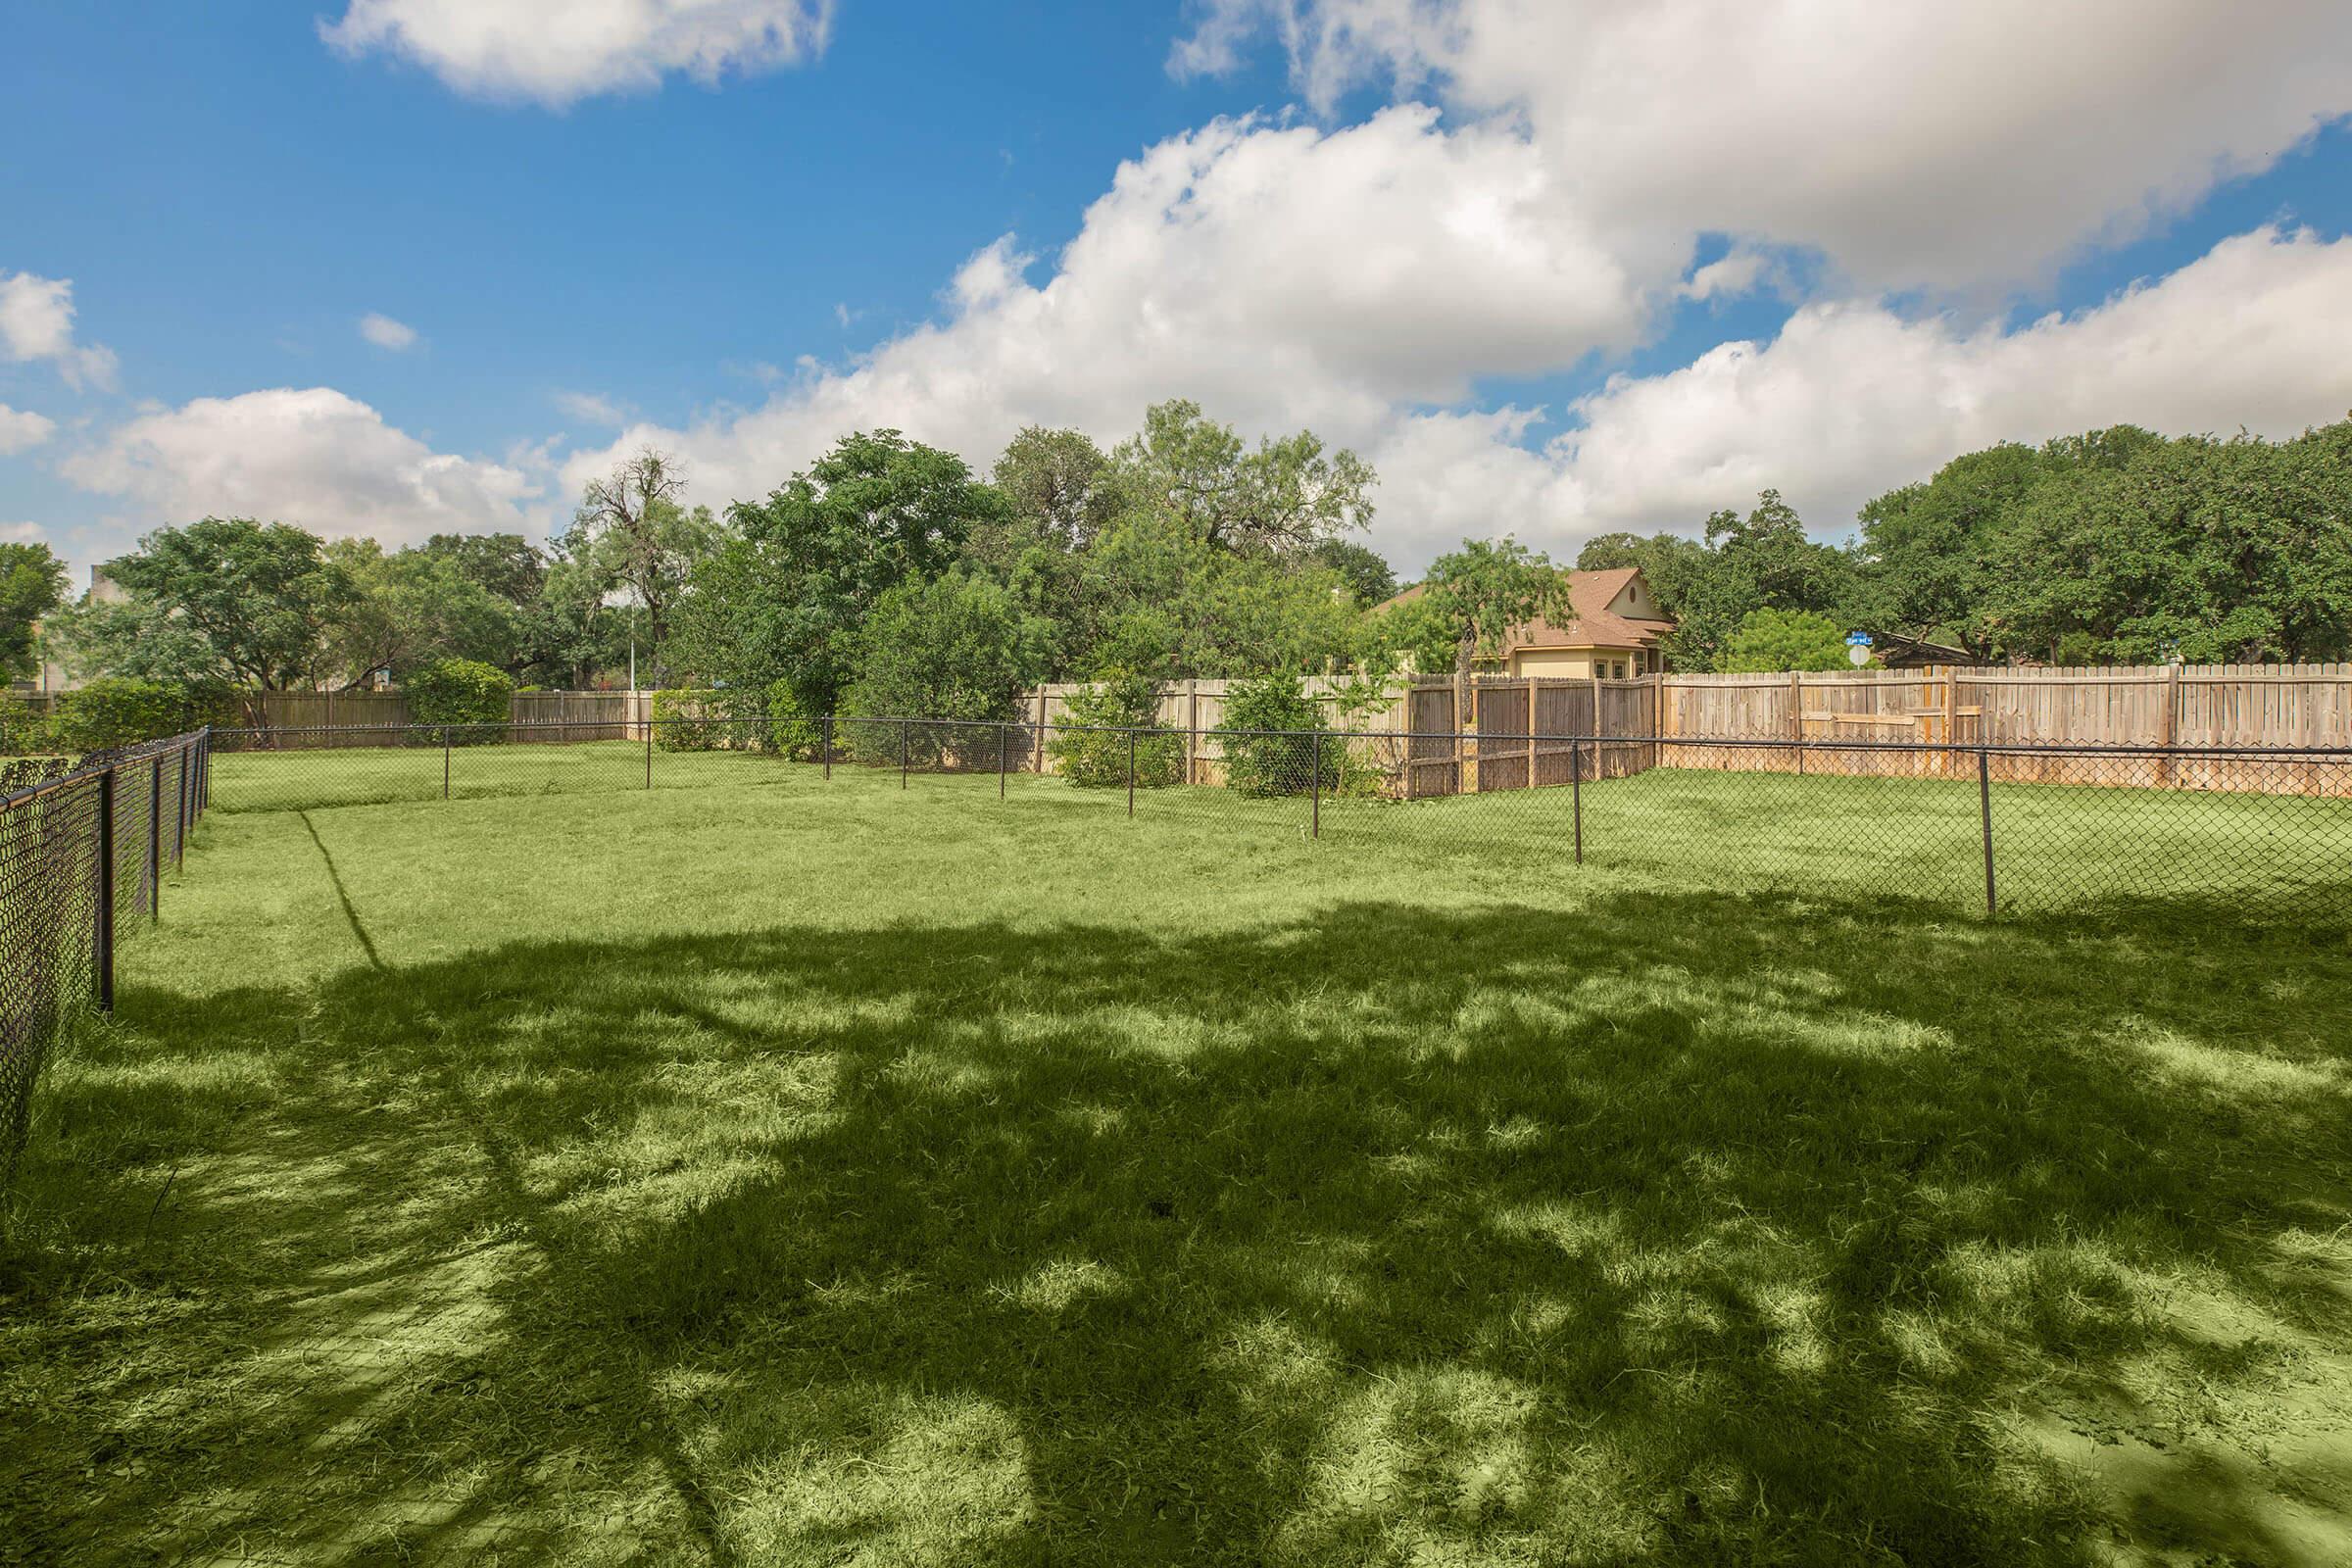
[653,686,817,756]
[1050,669,1182,788]
[0,699,57,757]
[1720,610,1864,673]
[1218,673,1339,798]
[406,660,514,743]
[652,689,724,752]
[758,678,823,760]
[45,678,230,754]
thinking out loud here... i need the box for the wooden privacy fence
[226,690,648,746]
[1660,664,2352,793]
[142,662,2352,794]
[1021,678,1409,787]
[1024,662,2352,799]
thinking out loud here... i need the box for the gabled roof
[1376,566,1674,651]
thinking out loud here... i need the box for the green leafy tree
[675,430,1007,713]
[1667,491,1854,670]
[0,541,68,681]
[528,545,630,688]
[417,532,547,609]
[68,518,359,690]
[978,426,1121,559]
[1403,539,1560,716]
[326,538,532,685]
[1850,444,2042,660]
[1108,399,1375,555]
[1076,513,1359,680]
[840,573,1051,768]
[1720,609,1861,672]
[1310,538,1397,606]
[562,449,724,685]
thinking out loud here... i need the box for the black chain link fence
[0,730,211,1179]
[205,717,2352,923]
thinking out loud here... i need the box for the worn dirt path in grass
[1,810,716,1565]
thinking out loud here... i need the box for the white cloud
[0,521,45,544]
[1177,1,2352,291]
[1680,249,1772,304]
[1378,225,2352,559]
[359,312,418,350]
[0,270,120,390]
[554,390,625,425]
[0,405,57,456]
[321,0,833,108]
[564,107,1654,513]
[62,387,549,548]
[569,190,2352,574]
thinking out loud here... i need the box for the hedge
[405,660,514,744]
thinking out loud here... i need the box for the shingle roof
[1375,567,1674,651]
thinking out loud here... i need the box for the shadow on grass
[12,888,2352,1564]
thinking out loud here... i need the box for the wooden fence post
[1526,677,1538,789]
[2160,663,2180,788]
[1940,664,1958,777]
[1187,679,1200,785]
[1789,671,1804,775]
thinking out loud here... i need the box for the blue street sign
[1845,632,1872,646]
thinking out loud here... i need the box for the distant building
[1375,566,1677,678]
[24,565,128,695]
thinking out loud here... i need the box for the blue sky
[6,1,2351,580]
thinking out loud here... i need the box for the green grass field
[206,740,2352,916]
[4,764,2349,1564]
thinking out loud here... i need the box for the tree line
[25,405,2352,740]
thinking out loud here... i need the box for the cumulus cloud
[62,387,549,548]
[564,107,1654,511]
[0,270,120,390]
[0,405,56,456]
[568,197,2352,573]
[359,312,418,350]
[321,0,833,107]
[1379,225,2352,560]
[1177,0,2352,291]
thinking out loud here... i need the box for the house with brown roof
[1377,566,1676,678]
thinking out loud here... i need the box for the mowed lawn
[3,765,2349,1565]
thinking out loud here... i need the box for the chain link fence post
[1311,730,1322,839]
[148,756,162,919]
[1571,732,1584,865]
[1127,728,1137,818]
[1979,743,1996,915]
[999,721,1008,800]
[94,766,115,1013]
[823,716,833,780]
[645,713,654,789]
[902,721,910,790]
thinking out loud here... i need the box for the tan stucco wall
[1511,647,1650,678]
[1605,577,1660,619]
